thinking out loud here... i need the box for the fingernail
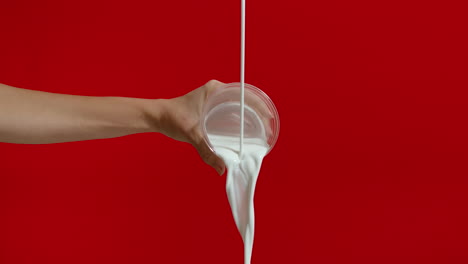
[217,166,225,176]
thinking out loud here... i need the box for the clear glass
[200,82,280,155]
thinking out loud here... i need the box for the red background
[1,0,468,263]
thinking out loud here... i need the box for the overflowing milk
[208,134,268,264]
[207,102,268,264]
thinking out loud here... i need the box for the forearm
[0,83,162,144]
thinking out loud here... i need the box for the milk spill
[208,134,268,264]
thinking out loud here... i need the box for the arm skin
[0,80,226,175]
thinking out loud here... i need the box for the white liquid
[208,134,268,264]
[221,0,258,262]
[240,0,246,155]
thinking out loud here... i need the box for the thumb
[194,139,226,176]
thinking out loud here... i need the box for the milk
[208,134,268,264]
[239,0,246,156]
[210,1,262,261]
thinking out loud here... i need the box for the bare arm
[0,80,225,174]
[0,83,158,144]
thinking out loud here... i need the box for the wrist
[140,98,169,133]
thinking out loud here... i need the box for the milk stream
[239,0,246,156]
[208,134,268,264]
[214,0,262,263]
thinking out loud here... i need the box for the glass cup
[200,82,280,155]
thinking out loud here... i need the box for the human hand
[148,80,226,175]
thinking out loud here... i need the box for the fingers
[186,79,226,115]
[204,79,225,97]
[179,80,227,175]
[193,136,226,176]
